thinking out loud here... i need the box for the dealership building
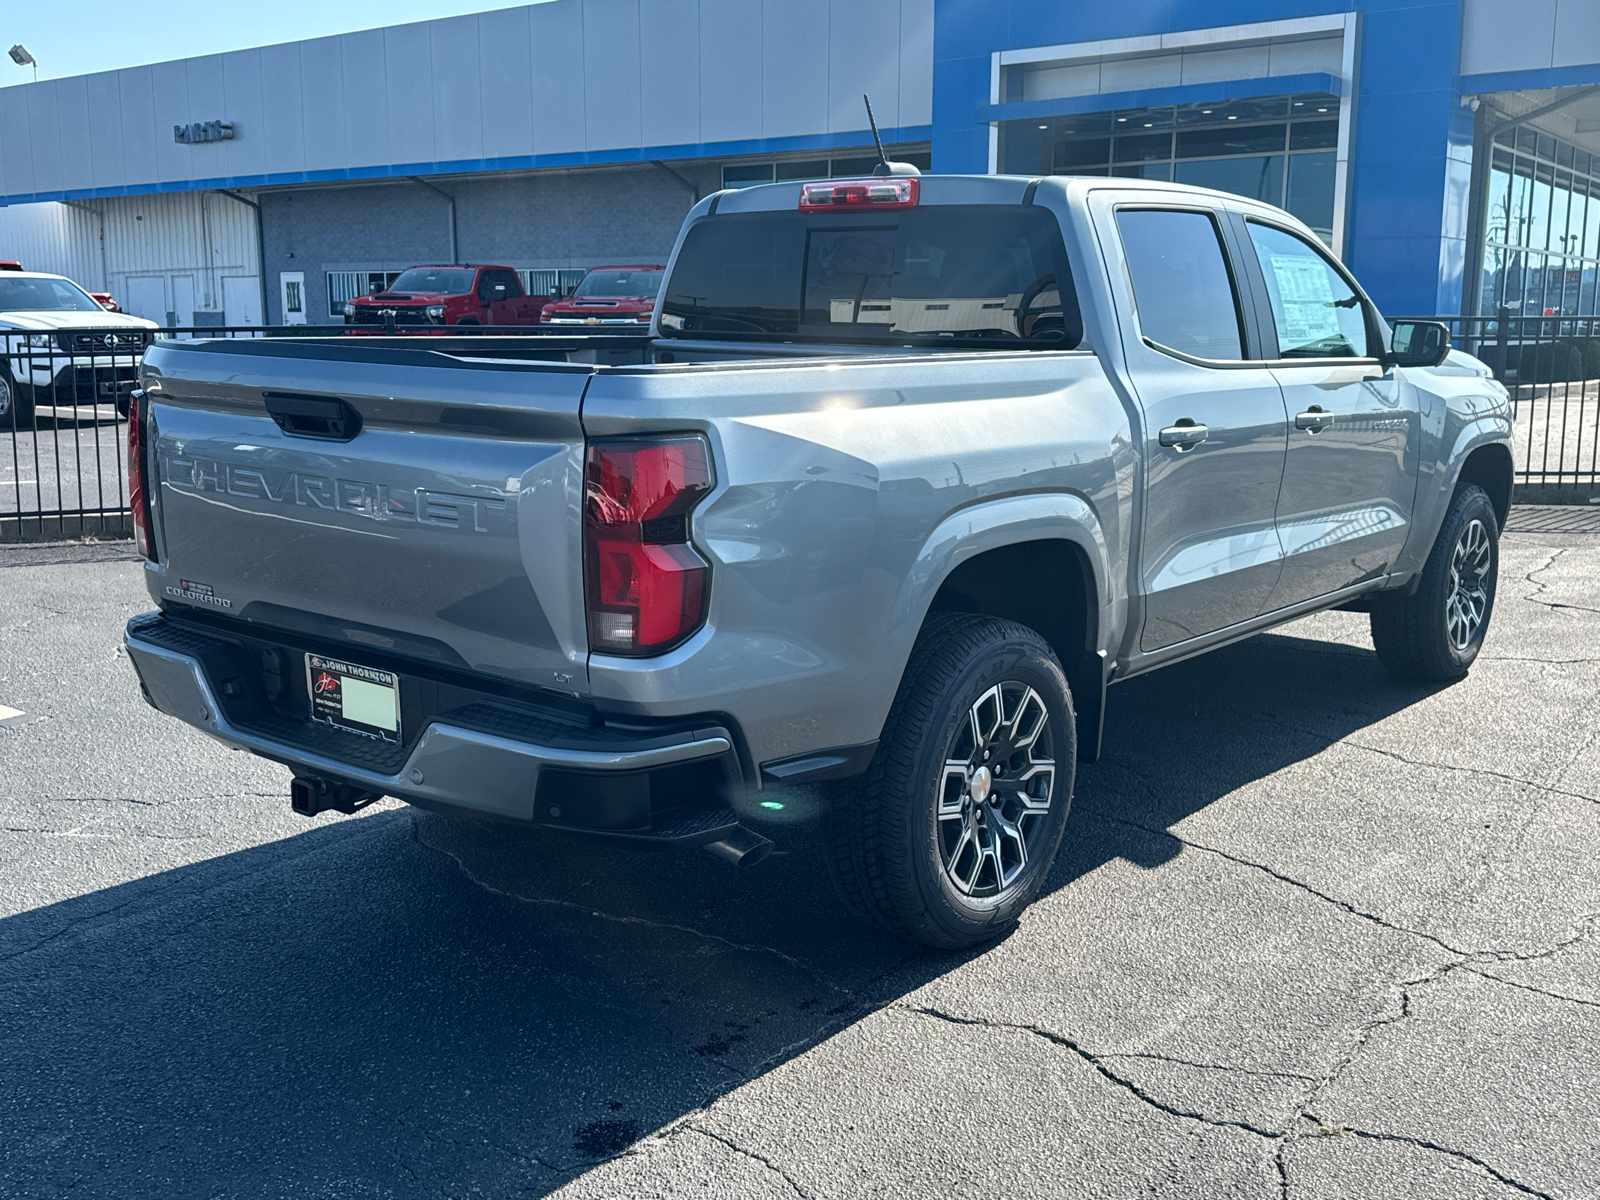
[0,0,1595,326]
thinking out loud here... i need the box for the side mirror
[1385,320,1451,368]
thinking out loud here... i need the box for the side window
[1115,209,1245,361]
[1245,222,1371,359]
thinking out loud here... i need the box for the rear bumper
[124,612,744,844]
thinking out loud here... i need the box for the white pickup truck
[0,268,157,426]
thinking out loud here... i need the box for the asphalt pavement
[1,515,1597,1199]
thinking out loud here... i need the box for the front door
[279,272,307,325]
[1237,220,1421,609]
[1106,204,1290,652]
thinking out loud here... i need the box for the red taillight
[798,177,919,211]
[127,389,155,561]
[584,436,713,656]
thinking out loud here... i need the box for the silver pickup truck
[123,173,1513,948]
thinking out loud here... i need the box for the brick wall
[259,162,718,323]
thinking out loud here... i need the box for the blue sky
[1,1,538,85]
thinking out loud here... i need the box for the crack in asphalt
[891,1004,1283,1139]
[684,1126,814,1198]
[1523,548,1600,616]
[1301,1120,1559,1199]
[1093,1051,1320,1084]
[1467,966,1600,1010]
[410,816,851,998]
[1282,724,1600,810]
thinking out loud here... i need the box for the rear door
[1100,200,1290,652]
[1234,218,1421,608]
[144,340,594,693]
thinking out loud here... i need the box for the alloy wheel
[0,376,11,421]
[1446,517,1492,651]
[937,681,1056,898]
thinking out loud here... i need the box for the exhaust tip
[703,826,775,868]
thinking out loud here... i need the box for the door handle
[1295,406,1335,433]
[1158,420,1209,450]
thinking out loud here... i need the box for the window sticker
[1269,253,1340,347]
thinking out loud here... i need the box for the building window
[327,271,402,318]
[521,268,589,298]
[999,94,1341,245]
[1478,124,1599,318]
[722,150,933,190]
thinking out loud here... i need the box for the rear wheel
[1370,484,1499,680]
[823,613,1076,949]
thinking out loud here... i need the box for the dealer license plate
[306,654,401,743]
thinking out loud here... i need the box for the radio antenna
[864,94,890,173]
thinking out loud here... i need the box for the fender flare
[1397,417,1514,589]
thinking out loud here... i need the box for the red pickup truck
[343,265,549,329]
[539,265,663,326]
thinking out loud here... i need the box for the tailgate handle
[263,392,363,441]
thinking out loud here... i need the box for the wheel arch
[1455,440,1513,529]
[897,495,1111,763]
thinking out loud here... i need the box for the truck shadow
[0,623,1438,1196]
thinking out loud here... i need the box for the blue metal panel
[0,85,32,197]
[298,38,345,173]
[86,72,125,191]
[976,72,1343,123]
[900,0,936,127]
[478,7,537,161]
[385,20,438,167]
[700,0,763,143]
[830,0,903,131]
[54,76,94,195]
[341,30,390,169]
[23,84,58,198]
[258,42,308,178]
[431,16,486,165]
[1461,64,1600,92]
[219,51,267,182]
[116,68,160,189]
[151,59,192,185]
[640,0,702,148]
[530,0,588,157]
[583,0,644,151]
[764,0,830,141]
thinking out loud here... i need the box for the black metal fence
[4,314,1597,543]
[0,323,640,544]
[1407,310,1600,495]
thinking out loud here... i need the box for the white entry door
[222,276,262,327]
[123,277,166,325]
[279,272,307,325]
[171,275,195,330]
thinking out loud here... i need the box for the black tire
[0,373,34,430]
[822,612,1077,949]
[1370,484,1499,681]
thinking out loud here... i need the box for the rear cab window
[1114,208,1246,361]
[659,205,1082,350]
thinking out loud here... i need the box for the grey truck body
[123,175,1514,844]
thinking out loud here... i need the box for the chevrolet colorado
[123,173,1512,948]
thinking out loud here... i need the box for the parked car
[0,270,157,426]
[90,292,122,313]
[343,265,549,329]
[124,173,1512,948]
[539,265,663,326]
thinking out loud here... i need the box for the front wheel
[1370,483,1500,681]
[822,613,1076,949]
[0,374,34,430]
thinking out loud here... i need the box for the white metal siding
[1462,0,1600,77]
[0,0,935,203]
[0,202,103,287]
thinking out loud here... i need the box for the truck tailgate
[142,341,593,694]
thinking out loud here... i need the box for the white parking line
[0,705,29,725]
